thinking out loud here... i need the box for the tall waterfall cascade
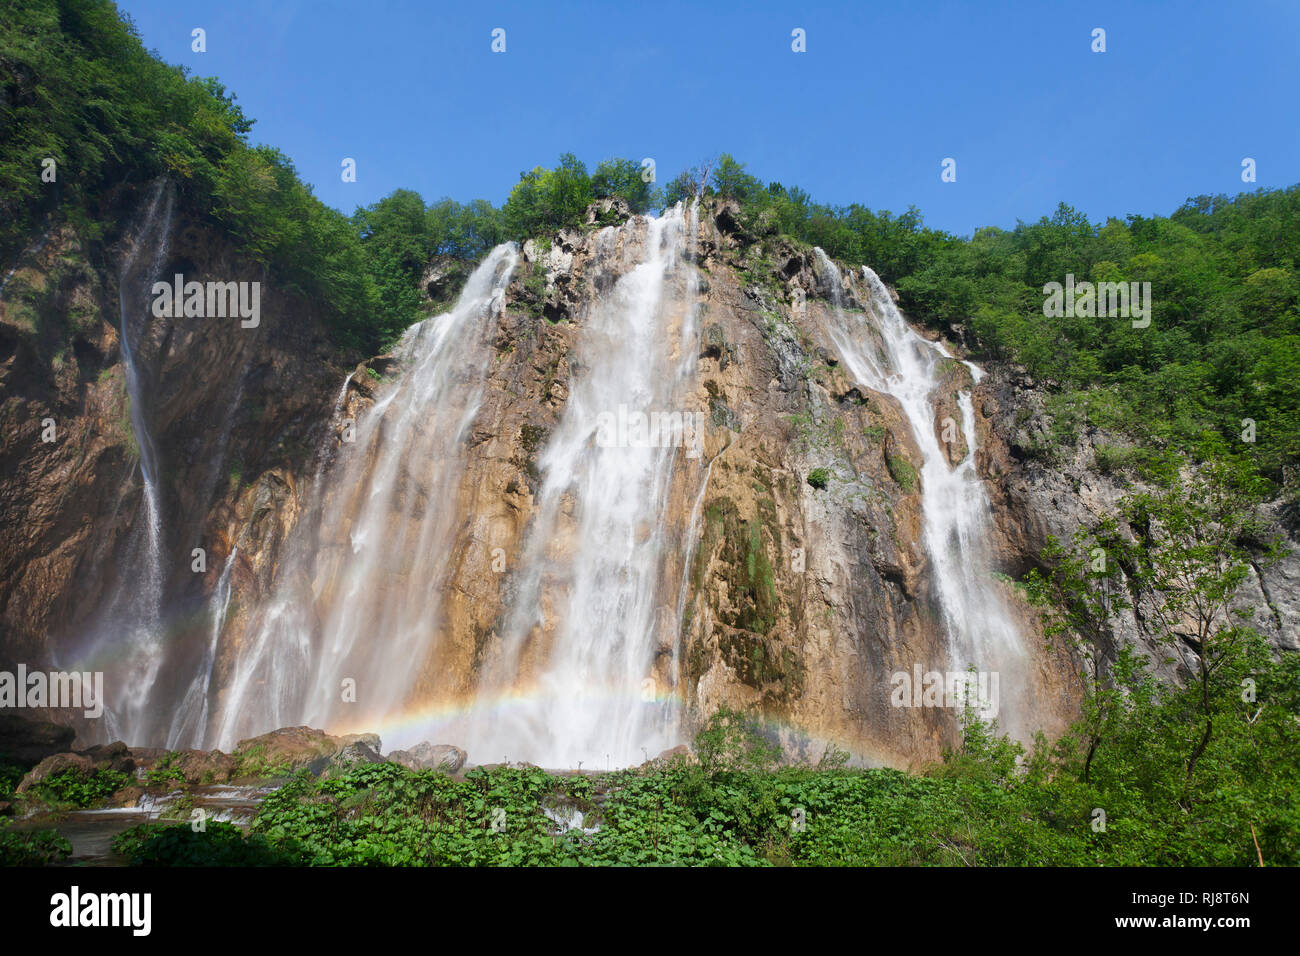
[461,205,705,768]
[816,249,1027,732]
[76,180,177,746]
[208,243,521,749]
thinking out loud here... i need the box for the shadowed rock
[0,715,75,763]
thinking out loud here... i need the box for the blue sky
[118,0,1300,236]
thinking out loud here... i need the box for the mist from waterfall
[815,250,1026,730]
[207,244,519,750]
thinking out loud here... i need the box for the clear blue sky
[117,0,1300,236]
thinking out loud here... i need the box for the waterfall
[83,181,176,744]
[815,250,1025,729]
[462,205,704,768]
[209,244,519,749]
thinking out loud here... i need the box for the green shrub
[34,767,129,808]
[112,821,299,866]
[145,752,186,787]
[806,468,830,490]
[0,820,72,866]
[231,744,291,779]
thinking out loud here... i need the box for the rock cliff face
[1,190,1293,766]
[975,372,1300,677]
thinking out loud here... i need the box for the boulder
[233,726,344,774]
[14,739,138,794]
[583,196,632,226]
[320,740,384,778]
[232,726,387,777]
[112,786,145,808]
[81,741,135,775]
[15,752,94,793]
[169,749,238,785]
[386,742,466,773]
[339,732,382,753]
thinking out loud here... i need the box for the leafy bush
[806,468,830,490]
[1093,443,1148,476]
[231,744,291,779]
[34,767,129,807]
[145,752,186,787]
[0,820,71,866]
[111,821,298,866]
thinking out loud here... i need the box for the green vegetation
[1,0,377,347]
[0,756,26,799]
[903,195,1300,487]
[806,467,830,490]
[886,453,917,492]
[1109,453,1281,798]
[145,752,187,787]
[742,518,777,634]
[590,157,658,214]
[0,820,72,866]
[231,744,291,779]
[33,766,129,807]
[112,820,292,866]
[501,153,593,239]
[348,189,505,346]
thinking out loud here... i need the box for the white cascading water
[463,205,703,768]
[208,244,519,750]
[815,250,1025,730]
[81,181,176,744]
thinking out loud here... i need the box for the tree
[711,154,762,204]
[662,156,717,207]
[1024,515,1131,783]
[590,157,657,214]
[502,153,593,239]
[1117,449,1281,800]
